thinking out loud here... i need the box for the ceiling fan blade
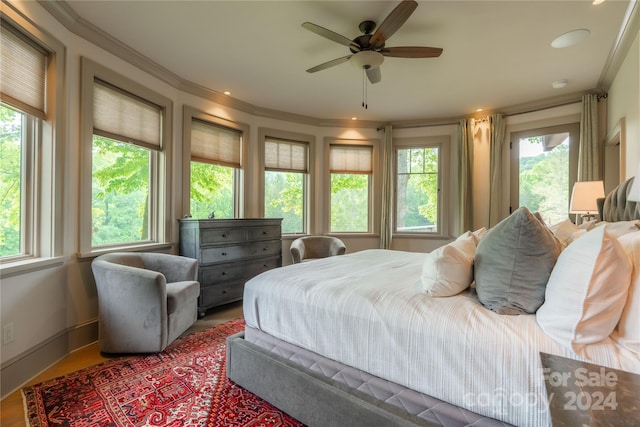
[369,0,418,49]
[302,22,360,51]
[306,55,352,73]
[366,67,382,84]
[381,46,443,58]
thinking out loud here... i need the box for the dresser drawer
[200,256,281,285]
[200,227,246,244]
[200,240,282,265]
[200,281,244,307]
[247,225,281,241]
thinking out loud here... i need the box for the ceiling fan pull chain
[362,68,368,109]
[362,69,365,108]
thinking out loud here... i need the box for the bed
[226,177,640,427]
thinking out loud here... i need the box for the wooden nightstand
[540,352,640,426]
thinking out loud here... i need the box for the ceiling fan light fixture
[350,51,384,70]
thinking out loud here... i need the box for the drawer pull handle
[263,247,268,251]
[221,272,227,276]
[222,234,227,238]
[221,252,227,256]
[262,231,269,235]
[222,290,227,294]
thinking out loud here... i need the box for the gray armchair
[91,252,200,353]
[290,236,346,264]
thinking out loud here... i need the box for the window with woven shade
[81,57,172,254]
[189,118,242,219]
[329,144,373,232]
[0,20,48,260]
[264,138,308,234]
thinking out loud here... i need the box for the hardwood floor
[0,302,244,427]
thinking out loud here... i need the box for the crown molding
[598,0,639,90]
[35,0,630,130]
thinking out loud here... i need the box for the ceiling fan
[302,0,443,85]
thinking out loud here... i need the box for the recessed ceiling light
[476,108,483,112]
[593,0,605,5]
[552,79,568,89]
[551,29,590,48]
[351,117,357,120]
[223,91,231,95]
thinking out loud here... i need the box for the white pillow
[421,232,476,297]
[536,226,632,351]
[548,219,583,248]
[612,231,640,354]
[594,220,640,238]
[472,227,487,242]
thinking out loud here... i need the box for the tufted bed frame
[602,176,640,221]
[226,176,639,427]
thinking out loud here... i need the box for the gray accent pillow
[475,207,561,315]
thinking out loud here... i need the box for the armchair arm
[330,239,346,256]
[290,239,306,264]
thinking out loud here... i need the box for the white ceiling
[63,0,634,123]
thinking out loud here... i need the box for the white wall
[608,31,640,178]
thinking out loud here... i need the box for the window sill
[0,256,66,279]
[392,233,452,240]
[77,242,175,261]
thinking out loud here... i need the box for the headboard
[602,176,640,221]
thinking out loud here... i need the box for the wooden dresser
[178,218,282,316]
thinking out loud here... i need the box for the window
[90,81,162,246]
[0,104,29,258]
[329,144,372,232]
[81,58,172,254]
[0,16,63,267]
[189,118,241,219]
[264,138,308,234]
[510,124,579,224]
[396,147,440,233]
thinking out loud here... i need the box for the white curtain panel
[380,125,393,249]
[578,93,601,181]
[457,119,474,233]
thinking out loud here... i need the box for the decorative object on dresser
[178,218,282,317]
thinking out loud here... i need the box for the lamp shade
[569,181,605,214]
[628,163,640,202]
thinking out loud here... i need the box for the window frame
[258,128,315,235]
[324,138,379,236]
[393,136,450,239]
[509,123,580,219]
[182,106,248,219]
[80,57,173,257]
[0,5,65,277]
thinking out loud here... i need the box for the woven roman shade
[93,80,162,150]
[330,145,372,174]
[265,138,308,173]
[0,22,48,119]
[190,119,241,168]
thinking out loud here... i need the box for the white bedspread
[243,249,640,427]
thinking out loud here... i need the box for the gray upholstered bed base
[227,329,511,427]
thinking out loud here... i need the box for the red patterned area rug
[22,318,304,427]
